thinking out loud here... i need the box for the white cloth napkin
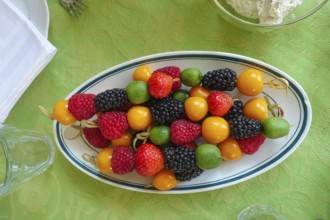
[0,0,57,123]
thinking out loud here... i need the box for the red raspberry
[207,91,233,117]
[237,133,266,155]
[111,146,135,175]
[170,119,201,145]
[135,143,164,177]
[148,72,173,98]
[82,127,110,148]
[97,111,128,139]
[68,93,97,120]
[153,66,181,91]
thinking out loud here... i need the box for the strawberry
[153,66,181,91]
[207,91,234,117]
[170,119,201,145]
[97,111,128,139]
[237,133,266,155]
[135,143,164,177]
[82,127,110,148]
[111,146,135,175]
[148,72,173,98]
[68,93,97,120]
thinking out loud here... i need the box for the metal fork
[59,0,87,18]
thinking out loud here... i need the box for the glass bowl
[237,205,286,220]
[212,0,328,32]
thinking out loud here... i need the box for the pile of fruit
[42,65,290,191]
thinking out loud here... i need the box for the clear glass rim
[237,204,286,220]
[212,0,328,28]
[0,139,9,196]
[0,126,55,198]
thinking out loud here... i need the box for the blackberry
[201,68,237,91]
[228,116,261,139]
[163,146,196,173]
[224,100,243,120]
[148,97,185,125]
[94,88,128,112]
[175,166,204,182]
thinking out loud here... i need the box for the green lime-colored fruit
[195,144,222,170]
[126,81,150,104]
[173,89,189,102]
[149,125,170,146]
[180,68,202,87]
[261,117,290,139]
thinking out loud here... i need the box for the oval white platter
[53,51,312,194]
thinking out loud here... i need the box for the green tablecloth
[1,0,329,219]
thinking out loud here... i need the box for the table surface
[1,0,330,219]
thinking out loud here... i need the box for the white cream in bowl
[226,0,303,25]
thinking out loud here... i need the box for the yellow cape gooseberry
[217,137,242,161]
[189,86,211,99]
[53,100,76,125]
[127,106,151,130]
[132,65,152,82]
[184,97,208,121]
[111,131,132,147]
[243,97,269,121]
[237,69,264,96]
[152,169,177,191]
[96,147,114,174]
[202,116,229,144]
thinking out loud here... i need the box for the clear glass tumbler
[0,124,55,198]
[237,205,286,220]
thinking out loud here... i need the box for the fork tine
[69,4,80,18]
[77,0,87,8]
[74,1,85,12]
[59,0,87,18]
